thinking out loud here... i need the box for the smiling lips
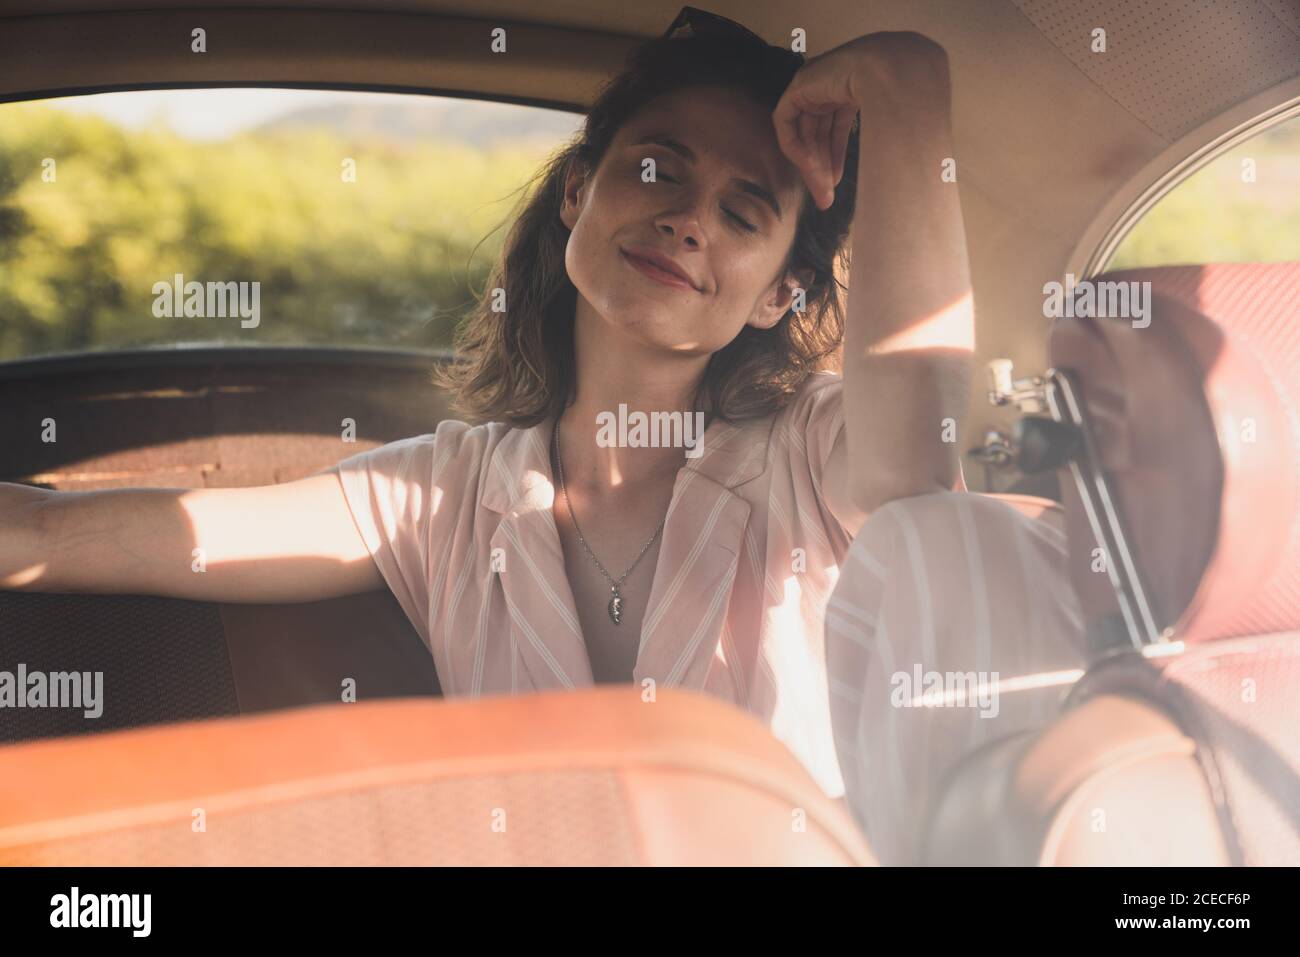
[621,247,700,292]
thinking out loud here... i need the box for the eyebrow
[632,134,783,220]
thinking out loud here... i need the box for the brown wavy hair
[436,31,859,426]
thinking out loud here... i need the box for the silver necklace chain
[552,416,669,624]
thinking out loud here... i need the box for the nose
[653,197,707,250]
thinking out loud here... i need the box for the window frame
[1074,94,1300,279]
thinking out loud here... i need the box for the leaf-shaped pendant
[608,588,623,625]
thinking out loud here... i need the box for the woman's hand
[773,31,952,210]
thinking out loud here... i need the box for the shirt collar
[481,409,775,515]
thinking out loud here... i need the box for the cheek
[564,176,639,291]
[563,205,609,297]
[712,246,784,313]
[562,222,587,287]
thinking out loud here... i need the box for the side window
[1106,114,1300,270]
[0,89,582,362]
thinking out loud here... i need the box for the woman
[0,9,973,801]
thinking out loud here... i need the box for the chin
[593,287,677,328]
[576,277,717,353]
[609,311,686,348]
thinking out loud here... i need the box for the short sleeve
[323,430,447,643]
[782,372,870,537]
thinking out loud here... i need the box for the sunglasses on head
[663,5,805,68]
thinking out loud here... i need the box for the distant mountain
[254,97,583,149]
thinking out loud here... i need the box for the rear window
[1107,113,1300,270]
[0,88,583,362]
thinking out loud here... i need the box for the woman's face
[560,85,811,357]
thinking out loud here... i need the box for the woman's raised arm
[774,31,975,512]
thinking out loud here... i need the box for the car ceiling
[2,0,1299,451]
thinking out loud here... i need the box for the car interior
[1,0,1297,866]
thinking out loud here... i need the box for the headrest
[1049,262,1300,644]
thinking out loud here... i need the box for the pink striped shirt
[825,492,1086,863]
[327,371,868,798]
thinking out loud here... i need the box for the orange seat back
[0,687,873,866]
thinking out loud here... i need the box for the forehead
[616,86,804,199]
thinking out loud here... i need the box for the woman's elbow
[848,472,955,515]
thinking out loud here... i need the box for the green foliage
[0,102,562,361]
[5,102,1293,364]
[1109,119,1300,270]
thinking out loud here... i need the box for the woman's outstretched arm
[774,32,975,512]
[0,475,383,603]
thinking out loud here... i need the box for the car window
[1106,113,1300,270]
[0,88,583,362]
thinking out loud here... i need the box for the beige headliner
[3,0,1299,485]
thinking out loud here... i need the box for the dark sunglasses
[663,5,805,69]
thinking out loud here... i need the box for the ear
[559,158,590,231]
[748,266,816,331]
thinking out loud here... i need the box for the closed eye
[724,208,757,232]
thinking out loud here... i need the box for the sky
[46,88,351,140]
[42,87,577,142]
